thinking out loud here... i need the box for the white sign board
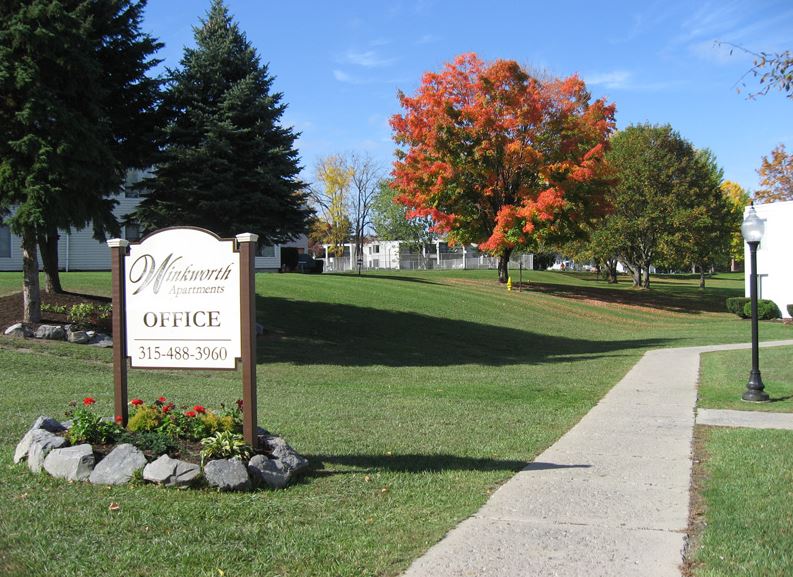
[125,228,241,369]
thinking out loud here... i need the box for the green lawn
[0,271,111,297]
[689,427,793,577]
[699,345,793,412]
[1,269,791,577]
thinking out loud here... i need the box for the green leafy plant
[200,431,252,466]
[67,303,111,328]
[726,297,751,318]
[743,299,782,320]
[66,397,122,445]
[127,404,162,432]
[41,303,68,315]
[118,430,176,455]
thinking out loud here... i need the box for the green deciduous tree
[371,181,434,250]
[599,124,731,288]
[133,0,311,244]
[0,0,162,321]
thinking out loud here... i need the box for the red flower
[157,396,167,403]
[83,397,96,406]
[185,410,196,418]
[115,415,123,423]
[236,399,243,411]
[162,403,172,414]
[130,398,144,406]
[193,405,206,414]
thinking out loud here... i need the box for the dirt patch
[0,291,112,335]
[681,425,711,576]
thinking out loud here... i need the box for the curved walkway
[402,339,793,577]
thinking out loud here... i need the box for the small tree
[721,180,751,271]
[371,180,435,251]
[391,53,615,283]
[755,144,793,203]
[310,155,353,257]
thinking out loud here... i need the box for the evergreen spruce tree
[134,0,311,244]
[0,0,162,320]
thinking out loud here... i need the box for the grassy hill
[0,269,789,577]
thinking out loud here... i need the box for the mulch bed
[0,291,112,335]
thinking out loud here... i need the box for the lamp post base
[742,370,769,402]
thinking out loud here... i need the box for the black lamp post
[741,204,769,402]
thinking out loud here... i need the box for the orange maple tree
[756,144,793,203]
[390,53,616,282]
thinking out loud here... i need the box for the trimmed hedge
[743,299,782,320]
[726,297,751,318]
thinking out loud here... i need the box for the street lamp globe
[741,205,765,243]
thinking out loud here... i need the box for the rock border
[14,416,309,491]
[4,323,113,347]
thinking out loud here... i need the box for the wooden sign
[108,228,259,447]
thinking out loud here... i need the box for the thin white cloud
[333,69,359,84]
[585,70,632,89]
[415,34,438,45]
[343,49,397,68]
[585,70,675,93]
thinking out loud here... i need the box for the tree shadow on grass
[256,296,673,367]
[303,453,591,475]
[517,281,741,315]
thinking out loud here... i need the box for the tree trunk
[497,247,513,283]
[22,229,41,323]
[642,265,651,289]
[699,266,706,289]
[632,266,642,287]
[38,228,63,293]
[605,259,618,283]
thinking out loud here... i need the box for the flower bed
[13,396,308,491]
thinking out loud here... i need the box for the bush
[726,297,751,318]
[743,299,782,320]
[788,304,793,318]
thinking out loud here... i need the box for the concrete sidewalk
[402,339,793,577]
[697,408,793,430]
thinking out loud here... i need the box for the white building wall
[745,200,793,319]
[0,192,309,272]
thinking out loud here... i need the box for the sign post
[108,228,259,448]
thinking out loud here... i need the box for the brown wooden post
[107,239,129,425]
[236,233,258,448]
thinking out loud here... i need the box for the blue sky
[142,0,793,193]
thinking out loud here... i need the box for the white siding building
[745,200,793,319]
[0,171,307,272]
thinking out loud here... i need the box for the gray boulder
[265,436,309,474]
[247,454,291,489]
[89,333,113,348]
[4,323,33,338]
[29,415,67,434]
[66,326,91,344]
[35,324,66,340]
[89,444,147,485]
[43,444,95,481]
[143,454,200,487]
[204,458,251,491]
[15,428,65,465]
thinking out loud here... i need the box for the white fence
[324,253,533,273]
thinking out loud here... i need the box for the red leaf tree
[390,53,616,282]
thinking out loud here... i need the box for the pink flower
[83,397,96,406]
